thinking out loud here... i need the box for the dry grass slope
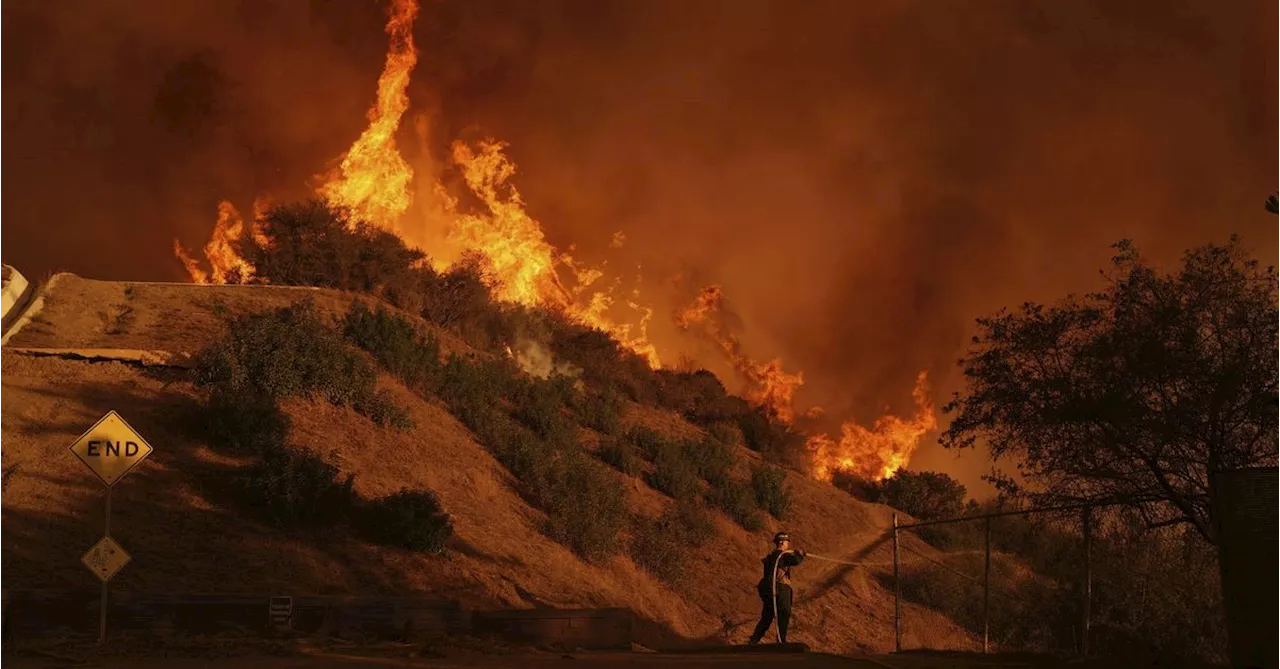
[1,275,976,654]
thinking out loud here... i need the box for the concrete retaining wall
[2,591,630,649]
[1,265,32,332]
[471,608,633,650]
[2,591,467,641]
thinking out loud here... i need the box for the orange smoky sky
[3,0,1276,495]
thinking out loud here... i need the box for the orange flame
[447,139,661,366]
[676,285,804,420]
[173,201,263,284]
[806,371,937,481]
[317,0,418,229]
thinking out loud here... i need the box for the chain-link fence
[885,504,1228,662]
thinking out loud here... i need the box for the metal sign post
[70,411,153,644]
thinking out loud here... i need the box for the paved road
[5,650,895,669]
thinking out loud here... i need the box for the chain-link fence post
[983,515,991,653]
[1080,505,1092,657]
[892,513,902,652]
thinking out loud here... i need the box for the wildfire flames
[675,285,804,422]
[317,0,418,228]
[805,371,938,482]
[173,0,934,481]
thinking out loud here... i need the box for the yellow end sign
[70,411,153,487]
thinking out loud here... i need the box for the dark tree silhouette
[1266,193,1278,215]
[941,238,1278,544]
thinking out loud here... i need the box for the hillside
[0,274,978,654]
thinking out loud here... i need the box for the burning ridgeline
[173,0,936,484]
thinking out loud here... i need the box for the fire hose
[768,550,886,643]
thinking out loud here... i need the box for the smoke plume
[3,0,1275,493]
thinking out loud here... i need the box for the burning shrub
[685,437,736,487]
[237,446,356,528]
[360,488,454,555]
[574,389,624,436]
[629,499,718,586]
[599,438,643,477]
[241,200,427,299]
[647,441,701,501]
[342,302,443,395]
[707,478,763,531]
[750,464,792,520]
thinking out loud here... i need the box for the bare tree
[941,238,1278,544]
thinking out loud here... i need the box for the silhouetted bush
[836,469,967,522]
[737,405,806,466]
[708,478,763,531]
[647,441,701,501]
[599,438,643,477]
[685,438,736,486]
[241,200,427,300]
[360,488,454,554]
[750,464,792,520]
[238,446,356,528]
[342,302,443,394]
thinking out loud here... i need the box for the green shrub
[708,479,763,531]
[647,441,700,500]
[0,447,16,493]
[626,426,668,461]
[194,300,410,425]
[511,377,574,441]
[750,464,792,520]
[599,438,643,477]
[576,389,623,435]
[342,302,443,394]
[355,389,415,430]
[670,497,717,546]
[629,499,718,586]
[707,421,742,447]
[238,447,355,528]
[686,438,736,486]
[360,488,454,554]
[544,454,627,562]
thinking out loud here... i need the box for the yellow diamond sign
[70,411,153,487]
[82,536,131,583]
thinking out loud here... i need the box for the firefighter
[748,531,806,644]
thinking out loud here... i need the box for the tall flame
[805,371,937,481]
[317,0,418,229]
[675,285,804,421]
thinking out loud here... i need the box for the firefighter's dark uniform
[748,547,805,644]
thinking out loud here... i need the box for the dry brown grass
[1,275,979,654]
